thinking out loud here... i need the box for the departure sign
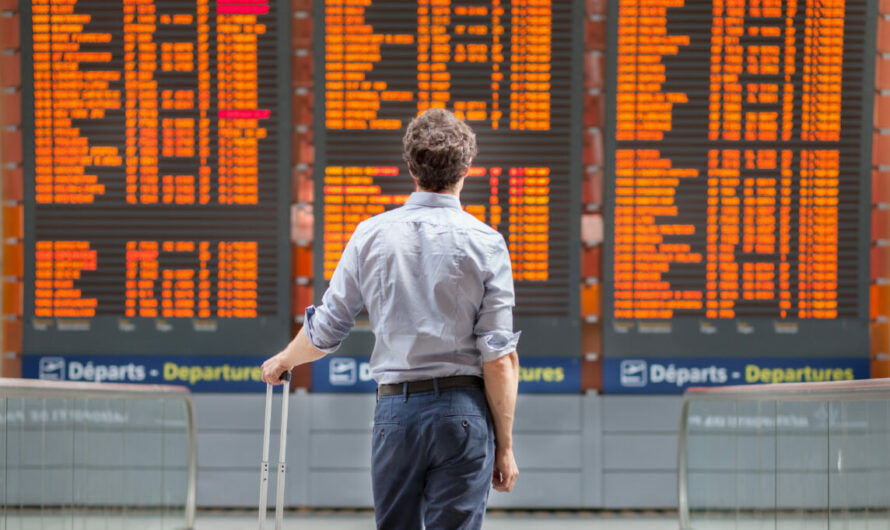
[22,0,291,355]
[603,0,874,357]
[314,0,583,356]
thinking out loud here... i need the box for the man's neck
[418,187,460,199]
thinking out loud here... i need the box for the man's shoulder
[349,207,407,245]
[454,209,502,238]
[355,203,503,244]
[355,206,404,232]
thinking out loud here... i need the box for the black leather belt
[377,375,483,397]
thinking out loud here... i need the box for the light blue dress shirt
[304,191,520,384]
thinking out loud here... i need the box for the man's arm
[483,351,519,492]
[261,327,326,384]
[261,227,365,384]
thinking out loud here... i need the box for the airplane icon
[620,359,647,387]
[38,357,66,381]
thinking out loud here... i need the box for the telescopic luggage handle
[258,370,291,530]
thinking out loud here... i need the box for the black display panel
[21,0,291,355]
[603,0,875,357]
[314,0,583,356]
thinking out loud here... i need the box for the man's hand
[261,353,290,385]
[260,327,328,385]
[491,446,519,492]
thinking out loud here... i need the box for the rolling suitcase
[258,370,291,530]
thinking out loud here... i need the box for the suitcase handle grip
[279,371,291,382]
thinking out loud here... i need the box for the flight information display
[314,0,583,356]
[21,0,291,355]
[603,0,874,357]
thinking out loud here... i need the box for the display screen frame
[601,0,876,358]
[312,0,585,358]
[19,0,293,356]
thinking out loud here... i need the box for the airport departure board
[603,0,874,357]
[314,0,583,356]
[21,0,291,355]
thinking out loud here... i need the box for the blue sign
[23,354,583,394]
[312,356,581,394]
[518,356,581,393]
[603,357,871,394]
[312,356,376,393]
[23,355,267,392]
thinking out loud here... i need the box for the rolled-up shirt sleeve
[303,230,364,354]
[474,236,521,363]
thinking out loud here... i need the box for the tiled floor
[1,510,681,529]
[8,510,890,529]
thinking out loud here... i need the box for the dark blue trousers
[371,384,495,530]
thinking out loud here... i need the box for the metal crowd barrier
[678,379,890,529]
[0,378,197,529]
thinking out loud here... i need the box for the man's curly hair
[402,108,477,192]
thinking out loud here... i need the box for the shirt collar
[405,192,462,210]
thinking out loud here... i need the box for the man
[261,108,520,529]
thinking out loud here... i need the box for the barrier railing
[678,379,890,529]
[0,378,197,529]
